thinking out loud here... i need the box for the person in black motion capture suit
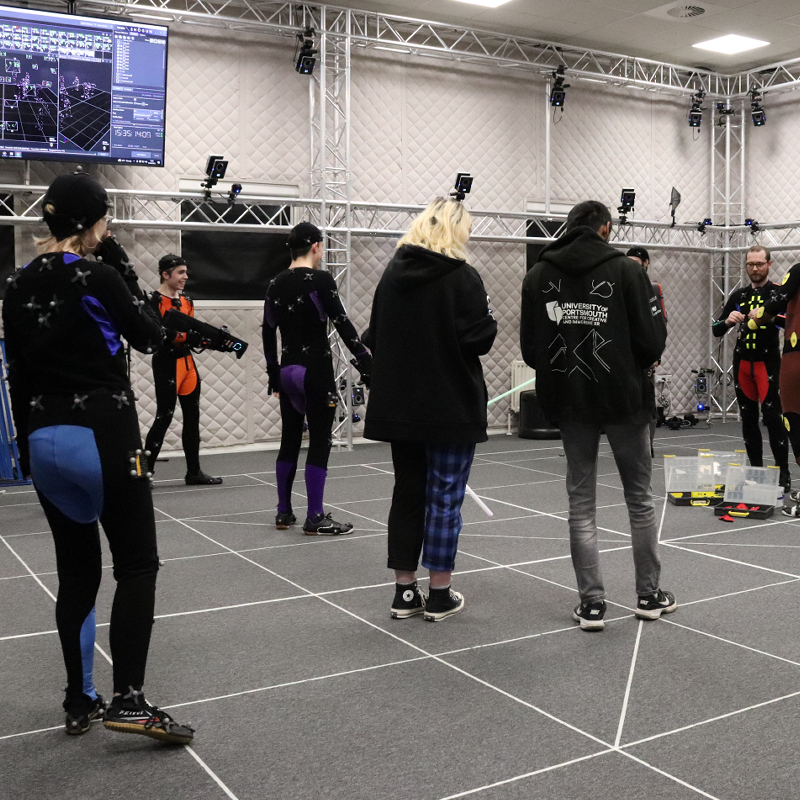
[2,173,194,744]
[712,245,790,491]
[143,254,222,486]
[262,222,373,535]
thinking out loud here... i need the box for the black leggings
[144,351,201,474]
[28,391,159,697]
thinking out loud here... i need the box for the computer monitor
[0,4,168,166]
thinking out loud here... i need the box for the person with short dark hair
[263,222,372,535]
[626,246,668,456]
[143,254,222,485]
[711,245,789,490]
[521,200,674,630]
[2,172,194,743]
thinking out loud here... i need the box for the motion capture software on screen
[0,5,167,166]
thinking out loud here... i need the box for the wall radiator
[509,360,536,413]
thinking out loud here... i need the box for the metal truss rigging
[15,0,800,98]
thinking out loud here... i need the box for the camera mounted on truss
[295,28,317,75]
[450,172,473,202]
[550,65,569,108]
[201,155,228,201]
[617,188,635,225]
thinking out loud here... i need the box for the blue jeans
[559,421,661,602]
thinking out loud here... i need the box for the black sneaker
[185,471,223,486]
[789,489,800,504]
[303,512,353,536]
[275,511,297,530]
[424,587,465,622]
[635,589,677,620]
[103,688,194,745]
[572,600,606,631]
[390,582,427,619]
[780,467,791,493]
[63,692,106,735]
[782,502,800,518]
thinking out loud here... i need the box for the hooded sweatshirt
[363,244,497,443]
[520,226,666,425]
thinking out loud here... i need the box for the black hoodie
[520,227,666,425]
[364,244,497,443]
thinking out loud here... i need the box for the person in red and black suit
[144,254,222,485]
[712,245,789,491]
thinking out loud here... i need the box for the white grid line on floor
[615,620,644,747]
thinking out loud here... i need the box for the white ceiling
[336,0,800,72]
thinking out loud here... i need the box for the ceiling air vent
[645,2,723,22]
[667,5,706,18]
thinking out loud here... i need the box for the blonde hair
[34,204,105,256]
[398,198,471,261]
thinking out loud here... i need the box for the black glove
[185,330,206,348]
[351,355,372,389]
[267,365,281,395]
[94,235,136,281]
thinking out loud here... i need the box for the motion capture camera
[227,183,242,205]
[296,28,317,75]
[201,155,228,200]
[696,218,712,234]
[745,218,761,234]
[617,188,635,224]
[450,172,473,202]
[550,65,569,108]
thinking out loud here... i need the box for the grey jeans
[559,420,661,603]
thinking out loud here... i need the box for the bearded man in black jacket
[521,200,675,631]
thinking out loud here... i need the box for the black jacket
[363,244,497,443]
[2,252,162,473]
[712,281,781,363]
[520,227,666,425]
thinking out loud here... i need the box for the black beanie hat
[158,254,187,275]
[626,246,650,264]
[42,172,109,241]
[287,222,323,252]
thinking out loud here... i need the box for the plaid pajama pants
[387,441,476,573]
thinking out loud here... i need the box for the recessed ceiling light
[451,0,513,7]
[693,34,769,55]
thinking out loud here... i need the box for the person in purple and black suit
[262,222,372,535]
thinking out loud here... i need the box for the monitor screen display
[0,5,168,166]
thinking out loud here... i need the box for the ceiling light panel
[450,0,514,8]
[693,34,770,54]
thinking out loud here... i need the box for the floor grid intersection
[1,422,798,799]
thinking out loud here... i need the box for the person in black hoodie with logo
[364,197,497,621]
[521,200,674,631]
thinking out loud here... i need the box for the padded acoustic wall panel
[352,51,540,209]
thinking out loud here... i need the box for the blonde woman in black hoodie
[364,198,497,621]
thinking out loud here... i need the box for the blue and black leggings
[28,390,159,699]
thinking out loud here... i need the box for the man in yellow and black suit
[712,245,789,491]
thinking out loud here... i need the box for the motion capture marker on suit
[37,312,52,328]
[5,271,21,288]
[29,396,44,411]
[39,257,54,272]
[112,392,130,409]
[71,267,90,285]
[132,298,146,314]
[303,273,313,281]
[72,394,88,411]
[24,297,40,313]
[49,294,64,312]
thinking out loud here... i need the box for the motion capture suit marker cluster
[71,267,90,286]
[49,295,64,313]
[5,271,20,289]
[39,257,54,272]
[132,297,146,314]
[113,392,130,409]
[29,396,44,411]
[24,297,40,314]
[37,312,52,328]
[72,394,88,411]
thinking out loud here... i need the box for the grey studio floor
[3,421,800,800]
